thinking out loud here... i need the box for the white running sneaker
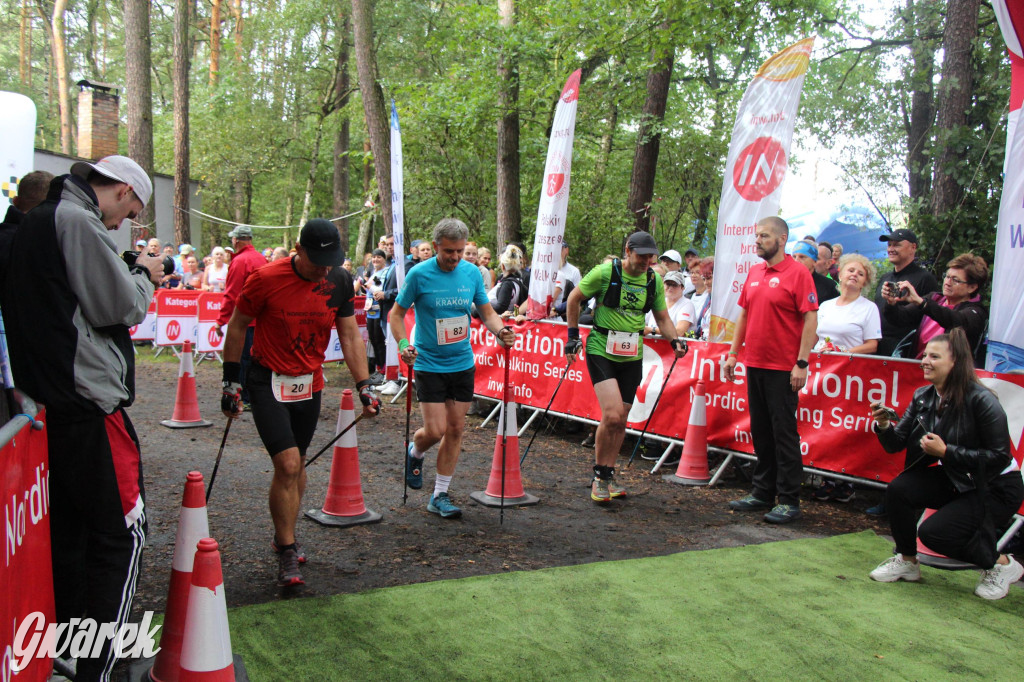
[869,555,922,583]
[379,380,401,395]
[974,557,1024,600]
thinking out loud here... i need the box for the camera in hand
[884,281,908,299]
[122,250,176,276]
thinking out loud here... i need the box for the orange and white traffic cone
[470,400,539,507]
[146,472,210,682]
[916,508,974,569]
[305,390,382,527]
[162,340,212,429]
[177,538,247,681]
[663,380,711,485]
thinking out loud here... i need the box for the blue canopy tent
[784,206,890,261]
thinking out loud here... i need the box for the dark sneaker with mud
[728,494,771,511]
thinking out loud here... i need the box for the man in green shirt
[565,231,688,503]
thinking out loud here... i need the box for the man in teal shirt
[565,231,687,503]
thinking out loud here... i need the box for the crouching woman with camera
[868,328,1024,599]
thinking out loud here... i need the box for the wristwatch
[795,359,809,369]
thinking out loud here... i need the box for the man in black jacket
[0,170,54,283]
[874,229,939,356]
[3,156,163,681]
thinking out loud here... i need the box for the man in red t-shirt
[215,225,268,407]
[220,219,379,587]
[723,216,818,524]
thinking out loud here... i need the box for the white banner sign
[708,38,815,342]
[386,101,407,377]
[0,91,37,211]
[526,69,581,320]
[987,2,1024,371]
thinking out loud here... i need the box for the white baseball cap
[659,249,683,264]
[71,155,153,207]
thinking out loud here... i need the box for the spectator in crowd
[357,252,372,278]
[135,238,147,251]
[565,231,687,502]
[220,219,379,586]
[881,252,988,363]
[684,249,701,269]
[725,216,817,524]
[644,270,694,337]
[659,249,694,296]
[550,241,582,319]
[464,241,479,266]
[489,244,528,316]
[147,237,162,256]
[378,238,407,395]
[693,257,715,340]
[216,225,266,409]
[406,239,422,270]
[868,328,1024,600]
[817,241,836,281]
[0,169,54,282]
[162,242,175,257]
[811,253,882,503]
[342,257,354,274]
[875,229,940,356]
[418,241,434,261]
[381,233,395,265]
[184,255,202,288]
[363,248,391,384]
[830,243,843,279]
[391,218,515,519]
[202,246,230,292]
[3,155,163,680]
[262,247,274,260]
[224,246,234,262]
[271,246,288,261]
[792,240,839,304]
[477,246,495,288]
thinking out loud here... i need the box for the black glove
[221,381,242,414]
[357,381,380,413]
[565,327,582,357]
[670,337,688,355]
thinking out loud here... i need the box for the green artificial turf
[225,532,1023,681]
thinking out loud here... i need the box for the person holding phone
[873,229,939,356]
[868,328,1024,600]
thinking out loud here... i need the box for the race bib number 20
[272,371,314,402]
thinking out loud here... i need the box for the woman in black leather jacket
[867,328,1024,599]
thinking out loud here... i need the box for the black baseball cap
[299,219,344,267]
[879,229,918,244]
[626,231,659,255]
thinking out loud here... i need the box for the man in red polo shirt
[220,219,379,586]
[216,225,267,407]
[723,216,818,524]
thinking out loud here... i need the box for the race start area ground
[129,350,893,614]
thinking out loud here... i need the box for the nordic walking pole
[403,364,414,506]
[206,417,233,502]
[520,358,571,466]
[304,413,366,469]
[500,342,511,526]
[627,354,681,468]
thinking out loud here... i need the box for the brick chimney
[76,80,120,159]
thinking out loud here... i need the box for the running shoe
[975,557,1024,600]
[812,480,836,501]
[368,371,385,386]
[427,492,462,518]
[277,548,304,587]
[581,431,596,448]
[406,444,424,489]
[763,504,802,524]
[832,483,856,503]
[591,477,611,503]
[728,494,771,511]
[271,537,306,564]
[869,555,921,583]
[380,380,401,395]
[607,478,627,498]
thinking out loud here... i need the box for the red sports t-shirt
[236,257,356,392]
[737,255,818,371]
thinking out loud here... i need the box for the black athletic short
[415,368,475,403]
[586,353,644,404]
[247,362,322,458]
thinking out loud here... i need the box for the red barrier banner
[470,319,1024,488]
[1,411,54,681]
[154,290,199,347]
[129,299,157,342]
[195,292,225,353]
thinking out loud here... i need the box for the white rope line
[172,205,366,230]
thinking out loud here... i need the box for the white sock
[433,474,452,496]
[410,443,425,459]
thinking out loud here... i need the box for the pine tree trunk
[173,0,193,245]
[20,0,31,85]
[125,0,155,227]
[350,0,393,234]
[210,0,221,86]
[333,14,352,249]
[930,0,980,218]
[627,40,674,234]
[51,0,72,155]
[495,0,521,253]
[231,0,244,61]
[905,0,939,202]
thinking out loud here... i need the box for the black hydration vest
[601,258,656,314]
